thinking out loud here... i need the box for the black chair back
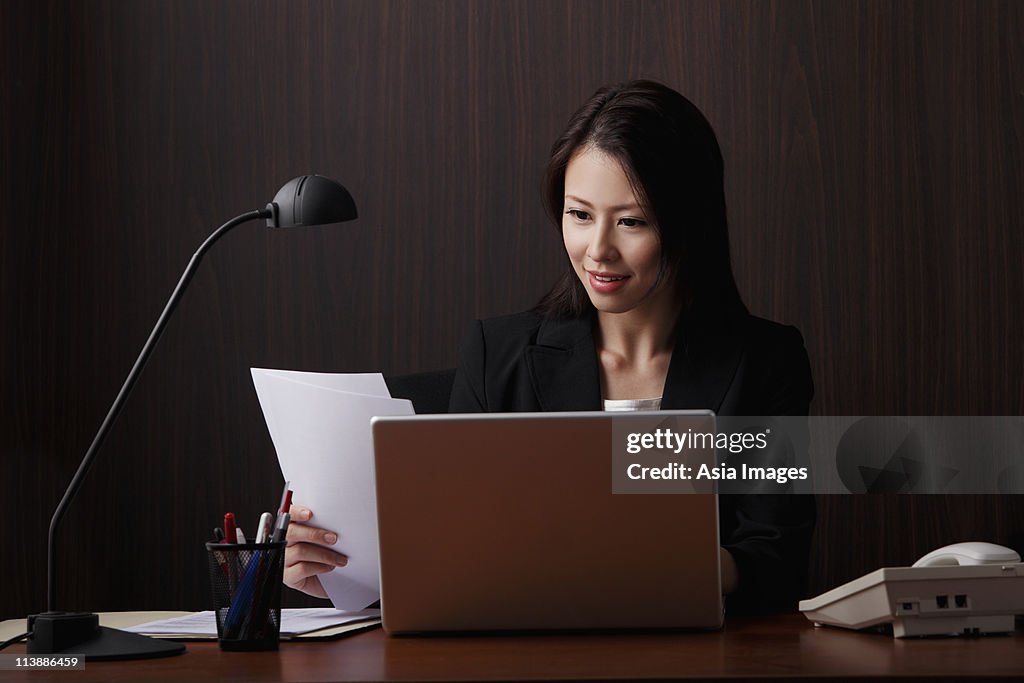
[384,369,456,414]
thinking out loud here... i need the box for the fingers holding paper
[287,505,341,545]
[283,504,349,598]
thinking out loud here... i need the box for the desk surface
[5,614,1024,681]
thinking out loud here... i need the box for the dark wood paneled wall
[2,1,1022,618]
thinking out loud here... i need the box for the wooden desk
[5,614,1023,681]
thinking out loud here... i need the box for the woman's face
[562,146,671,317]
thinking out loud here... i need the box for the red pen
[276,481,291,516]
[222,512,237,545]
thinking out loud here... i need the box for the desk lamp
[25,175,357,659]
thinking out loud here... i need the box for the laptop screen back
[372,411,722,633]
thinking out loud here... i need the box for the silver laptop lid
[372,411,722,633]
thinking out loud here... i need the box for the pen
[223,513,237,545]
[270,512,290,543]
[225,555,261,637]
[227,516,277,636]
[271,491,292,542]
[236,527,246,544]
[211,528,229,577]
[255,512,274,543]
[221,512,240,595]
[276,481,291,517]
[246,500,288,638]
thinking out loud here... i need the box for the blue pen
[224,550,262,638]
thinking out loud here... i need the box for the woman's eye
[567,209,591,221]
[619,218,647,228]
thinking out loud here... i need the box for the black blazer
[449,310,816,614]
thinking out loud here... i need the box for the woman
[286,80,815,614]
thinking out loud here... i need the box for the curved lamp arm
[47,208,269,611]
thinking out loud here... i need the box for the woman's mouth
[587,270,630,293]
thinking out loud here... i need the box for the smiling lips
[587,270,630,293]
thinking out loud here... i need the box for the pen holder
[205,541,285,651]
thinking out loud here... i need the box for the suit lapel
[524,312,747,413]
[524,316,602,411]
[661,315,746,413]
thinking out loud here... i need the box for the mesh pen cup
[205,541,286,651]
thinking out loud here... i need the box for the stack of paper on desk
[250,368,414,609]
[124,608,381,640]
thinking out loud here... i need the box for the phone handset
[912,541,1021,567]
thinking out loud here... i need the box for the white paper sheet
[250,368,391,398]
[251,369,414,609]
[125,608,380,637]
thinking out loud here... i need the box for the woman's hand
[283,504,348,598]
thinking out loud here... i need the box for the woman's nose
[587,224,618,262]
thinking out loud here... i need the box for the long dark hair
[535,80,747,323]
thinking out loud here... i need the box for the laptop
[371,411,723,634]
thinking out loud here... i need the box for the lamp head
[265,175,358,228]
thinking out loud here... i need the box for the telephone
[800,542,1024,637]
